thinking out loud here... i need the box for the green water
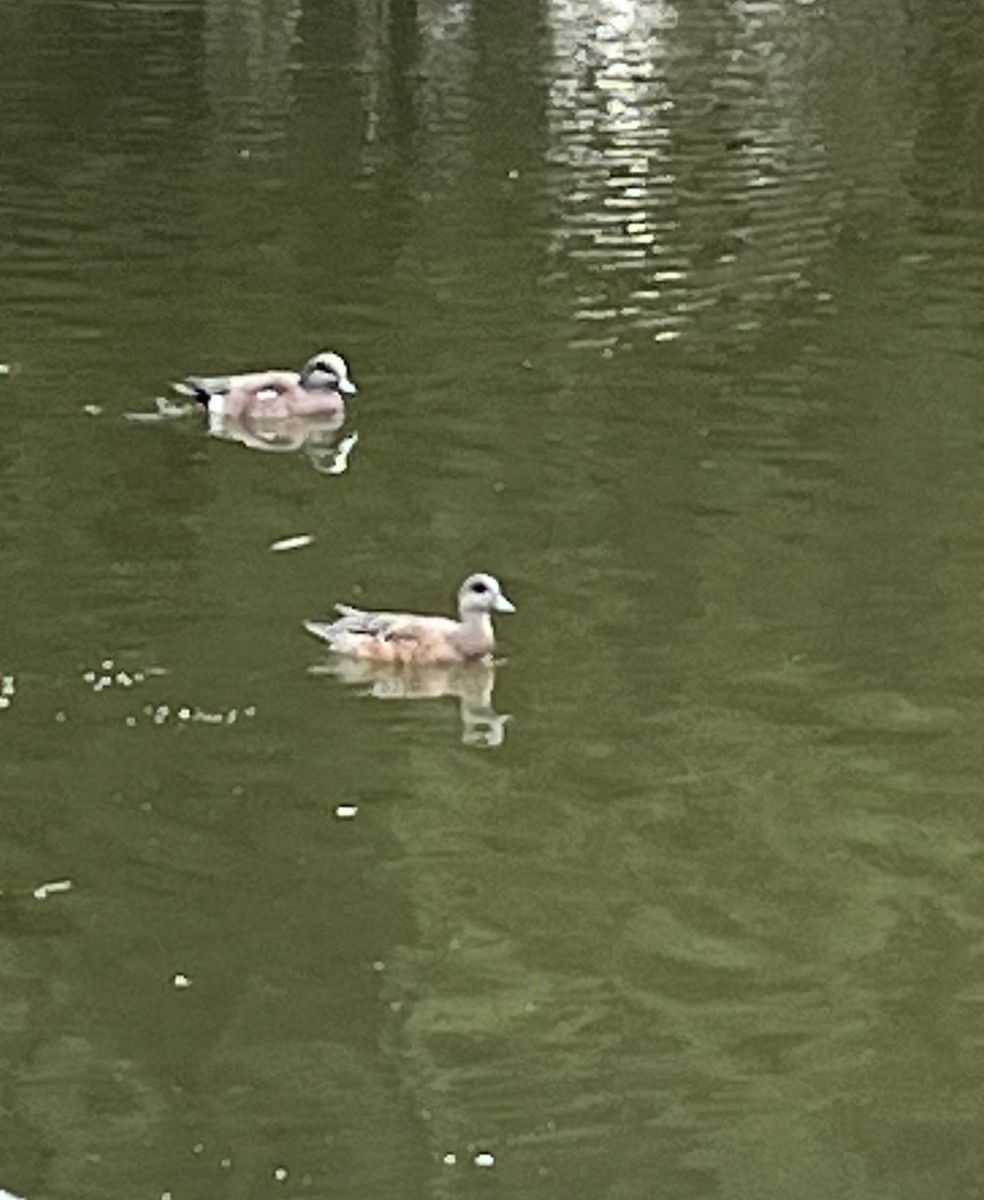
[3,0,984,1196]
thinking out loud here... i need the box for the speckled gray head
[458,573,516,615]
[301,350,357,395]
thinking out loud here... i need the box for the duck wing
[305,609,456,645]
[173,368,299,401]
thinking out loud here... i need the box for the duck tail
[171,378,212,406]
[303,619,339,647]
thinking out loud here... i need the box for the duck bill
[338,377,358,396]
[494,593,516,614]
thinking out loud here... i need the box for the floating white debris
[33,879,73,900]
[83,404,102,416]
[55,711,67,723]
[442,1153,457,1166]
[172,973,192,989]
[273,1166,289,1182]
[474,1152,495,1168]
[270,534,315,553]
[334,804,359,819]
[0,363,12,375]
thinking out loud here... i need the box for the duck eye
[471,581,489,594]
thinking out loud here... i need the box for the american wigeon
[304,573,516,665]
[173,350,357,420]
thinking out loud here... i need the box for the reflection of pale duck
[207,410,360,475]
[173,350,357,420]
[304,574,516,666]
[313,657,510,748]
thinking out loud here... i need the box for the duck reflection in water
[205,411,359,475]
[309,658,511,749]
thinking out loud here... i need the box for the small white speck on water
[244,705,257,717]
[33,879,73,900]
[442,1152,458,1166]
[270,534,314,552]
[83,670,96,683]
[83,404,102,416]
[0,698,9,710]
[273,1166,289,1182]
[101,659,114,670]
[220,1157,232,1169]
[372,960,386,972]
[507,168,519,179]
[334,804,359,819]
[55,711,67,722]
[172,973,192,989]
[474,1152,496,1168]
[193,1141,204,1154]
[115,671,133,687]
[178,707,191,721]
[125,716,137,727]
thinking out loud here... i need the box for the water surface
[3,0,984,1197]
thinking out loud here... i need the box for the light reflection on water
[2,0,984,1197]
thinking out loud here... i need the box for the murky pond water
[3,0,984,1196]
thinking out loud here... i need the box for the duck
[304,573,516,665]
[172,350,357,420]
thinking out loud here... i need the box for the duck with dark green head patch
[173,350,357,421]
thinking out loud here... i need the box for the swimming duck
[173,350,356,420]
[304,573,516,665]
